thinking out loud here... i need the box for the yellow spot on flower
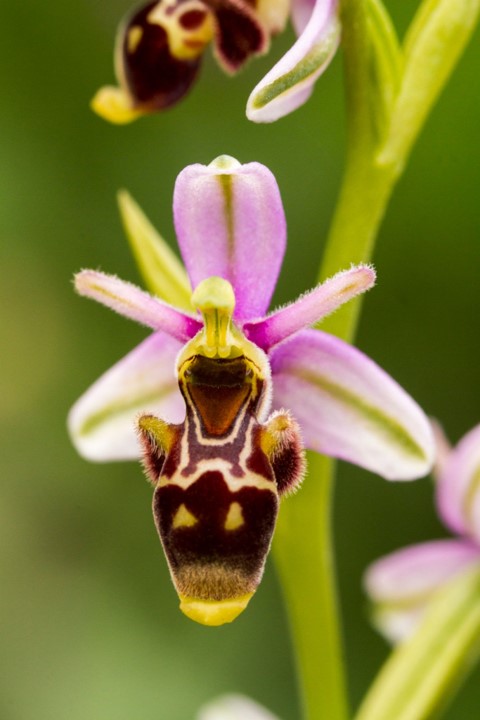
[127,25,144,53]
[147,1,214,61]
[172,504,198,529]
[224,502,244,530]
[90,86,143,125]
[179,593,253,625]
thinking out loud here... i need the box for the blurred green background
[1,1,479,718]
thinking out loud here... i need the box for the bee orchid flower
[69,156,434,625]
[364,422,480,644]
[91,0,339,123]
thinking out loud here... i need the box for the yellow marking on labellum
[127,25,143,53]
[157,456,276,492]
[179,593,253,625]
[147,1,214,61]
[137,414,177,454]
[172,503,198,528]
[90,86,143,125]
[224,502,244,530]
[260,413,293,458]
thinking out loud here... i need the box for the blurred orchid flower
[91,0,339,124]
[197,693,280,720]
[364,422,480,644]
[69,155,434,625]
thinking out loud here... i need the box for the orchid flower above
[365,421,480,644]
[69,155,434,626]
[91,0,339,123]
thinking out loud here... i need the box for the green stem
[319,0,399,343]
[273,454,348,720]
[318,154,397,342]
[273,2,401,719]
[273,1,480,717]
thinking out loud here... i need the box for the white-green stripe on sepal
[118,190,191,310]
[246,18,340,122]
[355,566,480,720]
[376,0,480,170]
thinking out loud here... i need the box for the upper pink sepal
[246,0,340,122]
[436,423,480,542]
[173,156,286,319]
[68,332,185,461]
[269,329,435,480]
[75,270,202,342]
[364,539,480,643]
[243,265,375,350]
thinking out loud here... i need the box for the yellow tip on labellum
[179,593,253,626]
[91,86,143,125]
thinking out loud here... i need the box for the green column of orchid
[273,0,480,719]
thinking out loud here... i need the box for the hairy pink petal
[270,330,435,480]
[243,265,375,350]
[173,157,286,319]
[75,270,201,342]
[68,333,184,461]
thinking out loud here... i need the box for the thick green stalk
[273,454,348,720]
[273,1,480,718]
[272,3,397,719]
[319,0,399,343]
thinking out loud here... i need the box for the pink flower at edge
[364,422,480,644]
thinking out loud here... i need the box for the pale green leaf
[377,0,480,169]
[366,0,403,144]
[117,190,191,310]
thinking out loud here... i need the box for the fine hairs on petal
[74,269,202,341]
[243,263,376,350]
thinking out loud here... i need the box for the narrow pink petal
[270,330,435,480]
[68,333,185,461]
[197,694,280,720]
[246,0,340,122]
[436,423,480,542]
[173,157,286,319]
[364,540,480,643]
[75,270,202,342]
[243,265,375,350]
